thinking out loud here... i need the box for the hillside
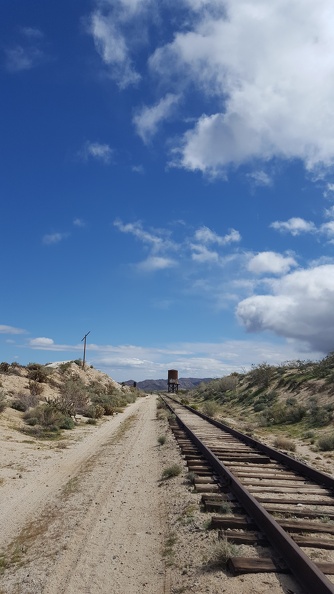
[185,355,334,455]
[0,360,136,437]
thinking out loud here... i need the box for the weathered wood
[227,556,288,574]
[293,535,334,549]
[211,516,256,530]
[194,484,220,493]
[279,519,334,534]
[218,530,268,546]
[265,505,334,520]
[256,496,334,506]
[228,556,334,575]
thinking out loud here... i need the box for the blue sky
[1,0,334,381]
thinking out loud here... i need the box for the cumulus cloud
[149,0,334,175]
[236,264,334,352]
[133,93,181,143]
[270,217,317,236]
[247,251,297,275]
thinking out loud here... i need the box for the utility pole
[81,331,91,370]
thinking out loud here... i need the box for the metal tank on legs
[168,369,179,393]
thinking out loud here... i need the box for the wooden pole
[81,331,91,369]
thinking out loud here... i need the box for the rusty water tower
[168,369,179,393]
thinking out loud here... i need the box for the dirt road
[0,395,167,594]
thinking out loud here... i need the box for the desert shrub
[202,400,220,418]
[260,401,306,426]
[23,403,72,431]
[0,391,7,413]
[308,404,333,427]
[55,378,89,418]
[73,359,82,367]
[181,398,190,405]
[102,403,115,415]
[11,392,39,412]
[0,362,9,373]
[273,436,296,451]
[58,362,72,374]
[161,464,182,479]
[318,434,334,451]
[26,364,50,383]
[249,362,276,389]
[84,404,104,419]
[207,537,239,568]
[158,435,167,445]
[28,380,44,396]
[58,416,75,430]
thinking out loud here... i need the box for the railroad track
[162,395,334,594]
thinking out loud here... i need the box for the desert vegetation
[184,352,334,450]
[0,360,138,438]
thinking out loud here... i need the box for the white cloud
[236,264,334,352]
[114,219,175,253]
[137,256,177,271]
[247,170,272,187]
[73,218,86,228]
[247,251,297,275]
[320,220,334,238]
[194,226,241,245]
[81,141,113,164]
[89,10,141,88]
[270,217,316,236]
[29,337,55,347]
[0,325,26,335]
[43,233,67,245]
[191,244,219,263]
[5,45,44,72]
[21,27,44,39]
[133,94,181,144]
[150,0,334,175]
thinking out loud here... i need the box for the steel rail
[168,395,334,490]
[163,396,334,594]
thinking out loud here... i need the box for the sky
[1,0,334,382]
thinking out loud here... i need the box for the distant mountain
[123,377,213,392]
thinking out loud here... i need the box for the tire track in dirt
[1,396,167,594]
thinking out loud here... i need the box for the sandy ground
[0,395,167,594]
[1,393,332,594]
